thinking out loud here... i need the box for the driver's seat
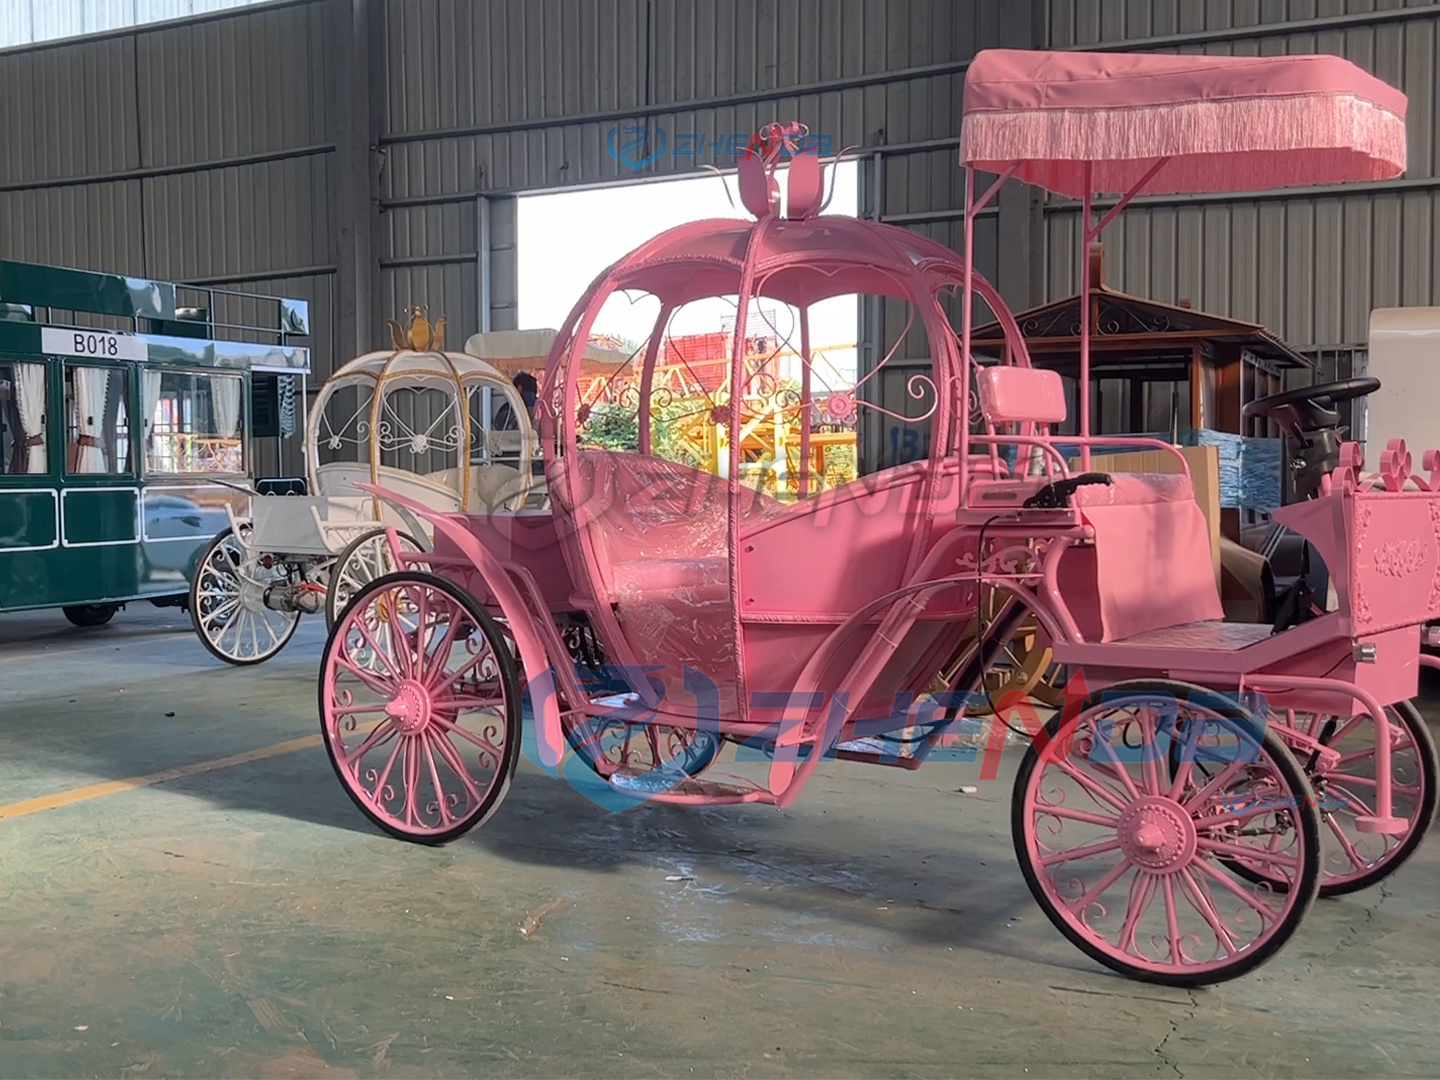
[1238,376,1380,629]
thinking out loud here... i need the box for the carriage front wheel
[189,526,302,665]
[1013,679,1321,987]
[319,571,521,843]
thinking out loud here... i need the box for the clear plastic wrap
[552,450,786,714]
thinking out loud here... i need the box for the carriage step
[1355,815,1408,835]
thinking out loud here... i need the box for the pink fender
[357,483,565,770]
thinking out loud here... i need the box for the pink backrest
[1065,472,1224,642]
[975,366,1067,425]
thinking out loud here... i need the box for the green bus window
[64,364,130,475]
[143,370,244,475]
[0,362,48,475]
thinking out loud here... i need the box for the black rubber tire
[188,526,299,666]
[318,571,522,845]
[1011,679,1322,988]
[325,527,425,631]
[62,604,118,628]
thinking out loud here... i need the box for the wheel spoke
[1177,866,1237,956]
[1196,837,1299,871]
[425,728,486,807]
[401,737,422,828]
[1116,871,1158,954]
[1050,755,1131,812]
[1033,804,1121,828]
[335,655,395,698]
[1064,857,1133,916]
[1323,811,1374,872]
[430,713,506,760]
[1182,756,1251,814]
[420,736,453,826]
[1039,837,1123,868]
[1191,856,1279,922]
[340,718,397,768]
[1088,722,1141,801]
[1162,875,1183,964]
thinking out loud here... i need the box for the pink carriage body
[320,58,1439,986]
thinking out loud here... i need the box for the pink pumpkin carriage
[317,50,1438,986]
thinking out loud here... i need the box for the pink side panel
[1346,490,1440,636]
[975,366,1068,424]
[441,512,575,613]
[739,462,965,701]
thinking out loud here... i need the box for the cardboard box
[1073,444,1222,590]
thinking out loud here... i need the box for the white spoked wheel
[189,526,301,665]
[326,527,427,631]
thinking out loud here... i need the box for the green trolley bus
[0,260,310,626]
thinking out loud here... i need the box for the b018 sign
[41,327,146,363]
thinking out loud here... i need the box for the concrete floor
[0,607,1437,1079]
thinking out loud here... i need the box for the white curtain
[72,367,110,473]
[211,374,241,439]
[142,370,162,472]
[14,363,46,474]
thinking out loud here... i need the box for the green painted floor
[0,607,1437,1078]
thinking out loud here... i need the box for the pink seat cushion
[1070,471,1223,642]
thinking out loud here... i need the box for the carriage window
[0,361,48,475]
[64,364,130,475]
[469,380,533,467]
[142,370,245,475]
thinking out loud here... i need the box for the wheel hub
[237,577,268,612]
[386,680,433,734]
[1117,796,1197,873]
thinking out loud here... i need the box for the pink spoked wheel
[1224,701,1437,897]
[319,571,521,844]
[1013,679,1321,987]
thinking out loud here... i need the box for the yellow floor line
[0,733,323,823]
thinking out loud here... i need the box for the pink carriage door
[542,218,771,719]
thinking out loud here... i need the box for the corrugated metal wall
[1044,0,1440,354]
[0,0,337,475]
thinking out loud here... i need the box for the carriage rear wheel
[1210,701,1437,897]
[326,527,426,630]
[320,572,521,843]
[1013,679,1321,986]
[189,526,301,665]
[561,710,722,792]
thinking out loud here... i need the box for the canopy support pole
[799,305,812,499]
[960,167,976,489]
[1079,164,1094,468]
[1078,157,1170,468]
[958,163,1017,489]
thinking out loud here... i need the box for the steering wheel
[1243,377,1380,425]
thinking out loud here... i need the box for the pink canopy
[959,49,1408,197]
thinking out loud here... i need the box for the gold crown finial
[388,304,446,352]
